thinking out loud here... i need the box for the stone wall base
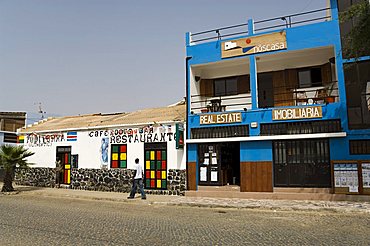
[15,168,186,196]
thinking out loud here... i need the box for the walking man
[127,158,146,199]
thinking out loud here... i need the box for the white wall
[23,123,185,170]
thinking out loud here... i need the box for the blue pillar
[248,18,258,110]
[185,32,191,46]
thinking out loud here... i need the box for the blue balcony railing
[190,7,331,44]
[190,81,338,114]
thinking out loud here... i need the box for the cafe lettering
[200,112,242,125]
[273,106,322,120]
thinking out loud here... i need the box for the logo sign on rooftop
[221,31,287,58]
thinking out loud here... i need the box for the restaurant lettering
[88,127,154,138]
[272,106,322,120]
[110,132,175,144]
[200,112,242,125]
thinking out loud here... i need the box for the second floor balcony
[189,46,340,114]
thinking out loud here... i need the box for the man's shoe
[127,197,134,199]
[142,197,146,200]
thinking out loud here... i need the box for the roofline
[19,120,184,134]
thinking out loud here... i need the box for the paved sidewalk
[1,183,370,214]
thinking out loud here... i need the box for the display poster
[200,167,207,181]
[211,171,218,182]
[204,153,209,157]
[175,123,184,149]
[203,158,209,165]
[212,153,217,157]
[362,163,370,188]
[212,157,217,165]
[333,163,359,192]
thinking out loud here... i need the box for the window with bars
[110,144,127,168]
[191,125,249,139]
[144,143,167,190]
[3,133,17,143]
[273,139,331,187]
[260,120,341,135]
[349,140,370,155]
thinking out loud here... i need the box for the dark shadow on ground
[0,182,46,193]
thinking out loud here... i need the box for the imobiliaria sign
[272,106,323,120]
[221,31,287,58]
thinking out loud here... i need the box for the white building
[18,103,185,192]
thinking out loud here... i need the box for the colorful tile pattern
[110,144,127,168]
[17,135,24,144]
[145,149,167,189]
[64,152,71,184]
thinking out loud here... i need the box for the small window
[349,140,370,155]
[298,67,322,88]
[214,79,226,96]
[226,77,238,95]
[110,144,127,168]
[214,76,245,96]
[3,133,17,143]
[71,155,78,168]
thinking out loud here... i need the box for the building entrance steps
[186,185,370,202]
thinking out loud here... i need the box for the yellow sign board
[221,31,287,58]
[272,106,323,120]
[200,112,242,125]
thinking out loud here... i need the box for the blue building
[185,0,370,195]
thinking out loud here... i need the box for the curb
[2,185,370,214]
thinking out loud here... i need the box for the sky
[0,0,327,122]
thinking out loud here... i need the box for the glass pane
[298,70,311,88]
[226,77,238,95]
[146,161,150,170]
[120,160,126,168]
[120,145,126,152]
[161,180,166,188]
[311,68,322,85]
[112,146,118,152]
[111,161,118,168]
[214,79,226,96]
[162,160,167,170]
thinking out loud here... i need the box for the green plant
[339,1,370,59]
[0,145,34,192]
